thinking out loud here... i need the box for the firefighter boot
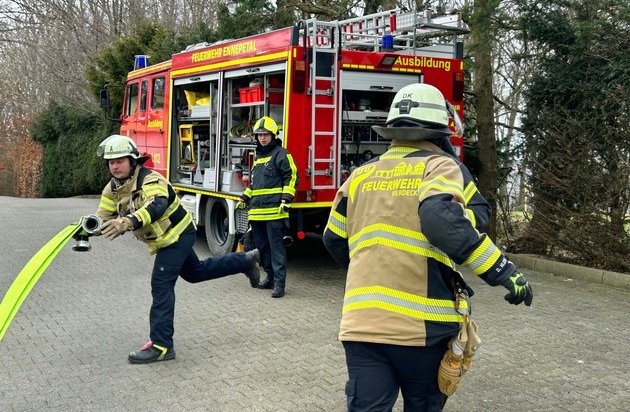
[271,284,285,298]
[258,274,274,289]
[128,341,176,364]
[244,249,261,288]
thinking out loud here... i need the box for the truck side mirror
[100,89,110,109]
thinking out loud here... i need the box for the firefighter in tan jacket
[94,135,260,364]
[323,84,533,411]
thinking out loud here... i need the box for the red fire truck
[108,8,468,255]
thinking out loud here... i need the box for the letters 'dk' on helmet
[253,116,279,138]
[372,83,453,141]
[97,134,149,163]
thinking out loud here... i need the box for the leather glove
[279,202,291,214]
[101,217,133,240]
[502,272,533,306]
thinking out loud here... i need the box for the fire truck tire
[204,197,237,256]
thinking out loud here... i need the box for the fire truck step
[314,76,336,81]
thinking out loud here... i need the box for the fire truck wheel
[204,197,237,256]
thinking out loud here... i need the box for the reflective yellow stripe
[418,176,464,200]
[379,147,418,160]
[134,193,181,227]
[144,185,168,197]
[134,208,151,225]
[282,185,296,196]
[463,235,502,275]
[248,206,287,220]
[152,343,169,360]
[253,156,272,166]
[326,210,347,238]
[163,195,181,218]
[146,212,192,253]
[248,214,287,221]
[343,286,464,322]
[285,154,298,195]
[465,208,477,227]
[251,187,283,196]
[464,181,476,204]
[349,223,455,269]
[248,207,280,215]
[99,196,116,212]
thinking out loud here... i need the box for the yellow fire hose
[0,215,101,341]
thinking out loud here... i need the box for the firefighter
[92,135,261,364]
[237,116,299,298]
[322,84,533,411]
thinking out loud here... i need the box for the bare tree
[0,0,229,196]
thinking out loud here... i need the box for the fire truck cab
[116,8,468,255]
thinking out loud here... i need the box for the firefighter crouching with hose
[323,84,533,411]
[89,135,261,364]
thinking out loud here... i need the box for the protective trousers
[149,227,252,348]
[250,220,286,288]
[343,340,449,412]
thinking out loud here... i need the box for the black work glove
[502,272,533,306]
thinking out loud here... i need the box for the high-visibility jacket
[323,140,511,347]
[96,165,192,254]
[242,143,299,221]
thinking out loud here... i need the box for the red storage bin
[239,86,263,103]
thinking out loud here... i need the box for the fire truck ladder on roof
[336,9,469,56]
[301,18,340,190]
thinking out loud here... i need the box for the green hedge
[31,101,116,198]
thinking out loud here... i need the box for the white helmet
[372,83,454,141]
[97,135,149,162]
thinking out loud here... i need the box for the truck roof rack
[300,8,469,58]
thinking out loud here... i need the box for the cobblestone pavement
[0,196,629,412]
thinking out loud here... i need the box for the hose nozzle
[81,214,102,236]
[72,215,102,252]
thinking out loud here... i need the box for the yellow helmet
[372,84,453,141]
[253,116,279,137]
[97,135,148,162]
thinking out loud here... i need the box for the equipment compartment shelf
[230,102,265,108]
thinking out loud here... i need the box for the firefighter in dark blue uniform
[238,117,299,298]
[94,135,261,364]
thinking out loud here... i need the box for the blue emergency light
[134,55,150,70]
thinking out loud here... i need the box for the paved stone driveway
[0,196,629,411]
